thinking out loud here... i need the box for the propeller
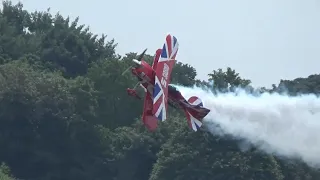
[122,48,147,76]
[136,48,147,62]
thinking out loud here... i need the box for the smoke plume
[175,85,320,168]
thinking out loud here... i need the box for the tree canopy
[0,1,320,179]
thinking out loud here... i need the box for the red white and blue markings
[187,96,204,131]
[153,34,179,121]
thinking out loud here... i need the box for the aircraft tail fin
[184,96,210,131]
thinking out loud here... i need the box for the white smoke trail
[175,85,320,168]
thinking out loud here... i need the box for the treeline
[0,1,320,179]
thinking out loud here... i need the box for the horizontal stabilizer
[184,96,210,131]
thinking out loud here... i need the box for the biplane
[123,34,210,131]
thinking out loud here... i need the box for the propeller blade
[122,48,147,76]
[136,48,147,61]
[121,66,132,76]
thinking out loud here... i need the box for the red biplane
[123,34,210,131]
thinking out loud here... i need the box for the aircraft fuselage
[130,61,188,110]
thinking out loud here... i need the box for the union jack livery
[123,34,210,132]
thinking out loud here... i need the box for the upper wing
[152,34,179,121]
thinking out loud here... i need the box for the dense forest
[0,1,320,179]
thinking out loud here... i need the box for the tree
[208,67,251,92]
[171,62,197,87]
[150,128,284,180]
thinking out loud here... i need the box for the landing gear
[126,82,142,99]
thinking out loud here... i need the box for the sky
[6,0,320,88]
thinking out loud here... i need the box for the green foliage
[171,62,197,87]
[208,67,251,92]
[0,163,14,180]
[0,1,319,180]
